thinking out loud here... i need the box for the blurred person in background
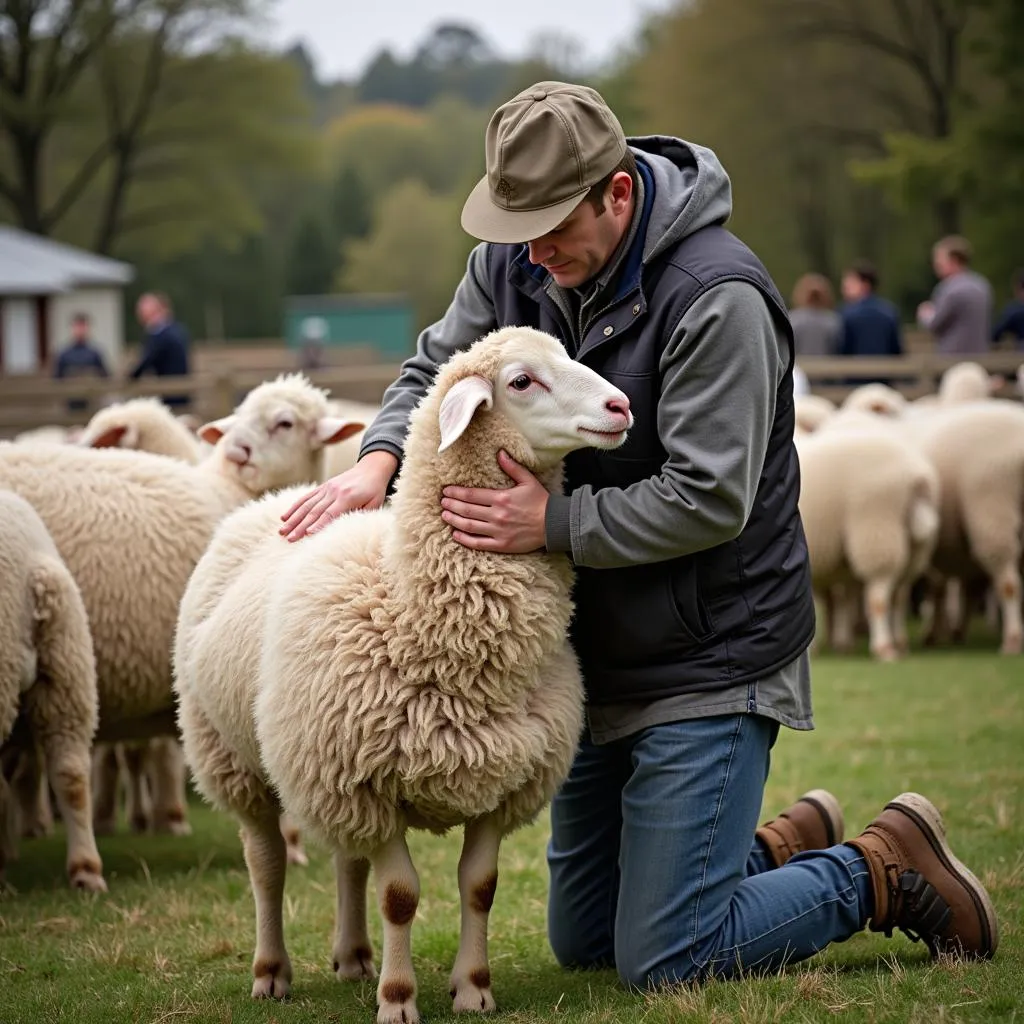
[54,312,109,412]
[129,292,192,408]
[916,236,992,354]
[991,267,1024,348]
[839,260,903,357]
[789,273,841,358]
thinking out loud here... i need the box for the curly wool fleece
[177,330,586,854]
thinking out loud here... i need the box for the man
[917,236,992,354]
[839,260,903,357]
[280,83,996,984]
[992,267,1024,348]
[54,312,109,412]
[130,292,191,407]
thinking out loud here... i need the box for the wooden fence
[1,349,1021,440]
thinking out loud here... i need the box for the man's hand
[917,300,935,326]
[279,450,398,542]
[440,450,549,553]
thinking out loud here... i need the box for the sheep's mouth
[578,426,629,448]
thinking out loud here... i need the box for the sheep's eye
[273,419,294,432]
[510,374,532,392]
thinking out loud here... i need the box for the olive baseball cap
[460,81,628,244]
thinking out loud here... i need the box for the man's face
[71,319,89,342]
[136,296,160,327]
[932,247,956,279]
[525,175,633,290]
[841,272,866,302]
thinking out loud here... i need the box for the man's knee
[549,917,614,972]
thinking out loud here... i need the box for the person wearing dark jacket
[276,83,996,987]
[992,268,1024,348]
[54,312,110,411]
[130,292,191,407]
[839,260,903,357]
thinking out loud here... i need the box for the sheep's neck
[382,414,575,705]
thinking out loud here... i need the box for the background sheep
[0,375,365,838]
[795,427,940,660]
[0,490,105,892]
[794,394,837,435]
[78,397,208,464]
[173,327,632,1022]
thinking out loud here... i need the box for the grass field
[1,648,1021,1024]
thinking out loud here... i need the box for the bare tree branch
[41,135,112,230]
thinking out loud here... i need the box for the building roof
[0,225,134,296]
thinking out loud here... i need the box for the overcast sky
[262,0,674,81]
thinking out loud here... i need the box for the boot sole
[799,789,845,846]
[888,792,999,958]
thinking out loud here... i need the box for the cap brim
[460,175,588,245]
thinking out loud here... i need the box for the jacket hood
[628,135,733,265]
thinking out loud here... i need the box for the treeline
[1,3,1020,343]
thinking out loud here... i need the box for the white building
[0,226,134,375]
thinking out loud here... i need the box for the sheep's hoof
[154,817,192,837]
[251,960,291,1000]
[451,981,496,1014]
[334,945,376,981]
[377,979,419,1024]
[1000,637,1022,655]
[70,867,108,893]
[871,644,899,662]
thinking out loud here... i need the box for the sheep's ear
[198,415,236,444]
[315,417,365,445]
[85,424,130,448]
[438,375,493,453]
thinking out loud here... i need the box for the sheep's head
[938,361,1002,403]
[197,374,364,494]
[842,383,906,418]
[436,327,632,469]
[78,397,201,463]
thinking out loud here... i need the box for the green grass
[1,649,1022,1024]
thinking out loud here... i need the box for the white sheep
[320,399,380,481]
[794,426,940,660]
[841,382,908,418]
[0,490,106,891]
[900,401,1024,654]
[937,361,1002,404]
[78,397,208,464]
[793,394,837,436]
[173,327,632,1021]
[0,375,365,837]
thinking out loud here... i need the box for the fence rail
[1,351,1021,439]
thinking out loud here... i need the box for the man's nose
[527,239,555,265]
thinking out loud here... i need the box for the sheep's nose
[606,396,630,418]
[226,443,251,466]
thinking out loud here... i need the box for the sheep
[937,361,1002,405]
[14,425,82,445]
[794,394,837,436]
[78,396,207,464]
[794,426,940,660]
[841,382,907,418]
[173,326,632,1020]
[0,490,105,891]
[0,375,365,839]
[900,401,1024,654]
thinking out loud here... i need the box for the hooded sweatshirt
[359,137,813,741]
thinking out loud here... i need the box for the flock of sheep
[1,332,1020,1022]
[0,326,634,1024]
[795,360,1024,662]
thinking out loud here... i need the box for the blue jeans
[547,714,872,987]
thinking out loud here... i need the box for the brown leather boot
[846,792,998,959]
[756,789,845,868]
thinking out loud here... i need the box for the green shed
[283,293,415,360]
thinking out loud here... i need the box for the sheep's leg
[241,812,292,999]
[989,563,1023,655]
[332,852,376,980]
[946,578,968,645]
[830,584,856,653]
[449,815,501,1014]
[281,813,308,866]
[864,578,898,661]
[91,743,121,835]
[962,497,1023,654]
[12,747,53,838]
[149,738,191,836]
[122,743,152,833]
[371,830,420,1024]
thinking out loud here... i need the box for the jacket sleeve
[358,243,498,463]
[544,280,784,569]
[129,333,161,379]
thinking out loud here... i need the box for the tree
[329,164,372,248]
[286,213,337,296]
[339,180,474,330]
[0,0,266,246]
